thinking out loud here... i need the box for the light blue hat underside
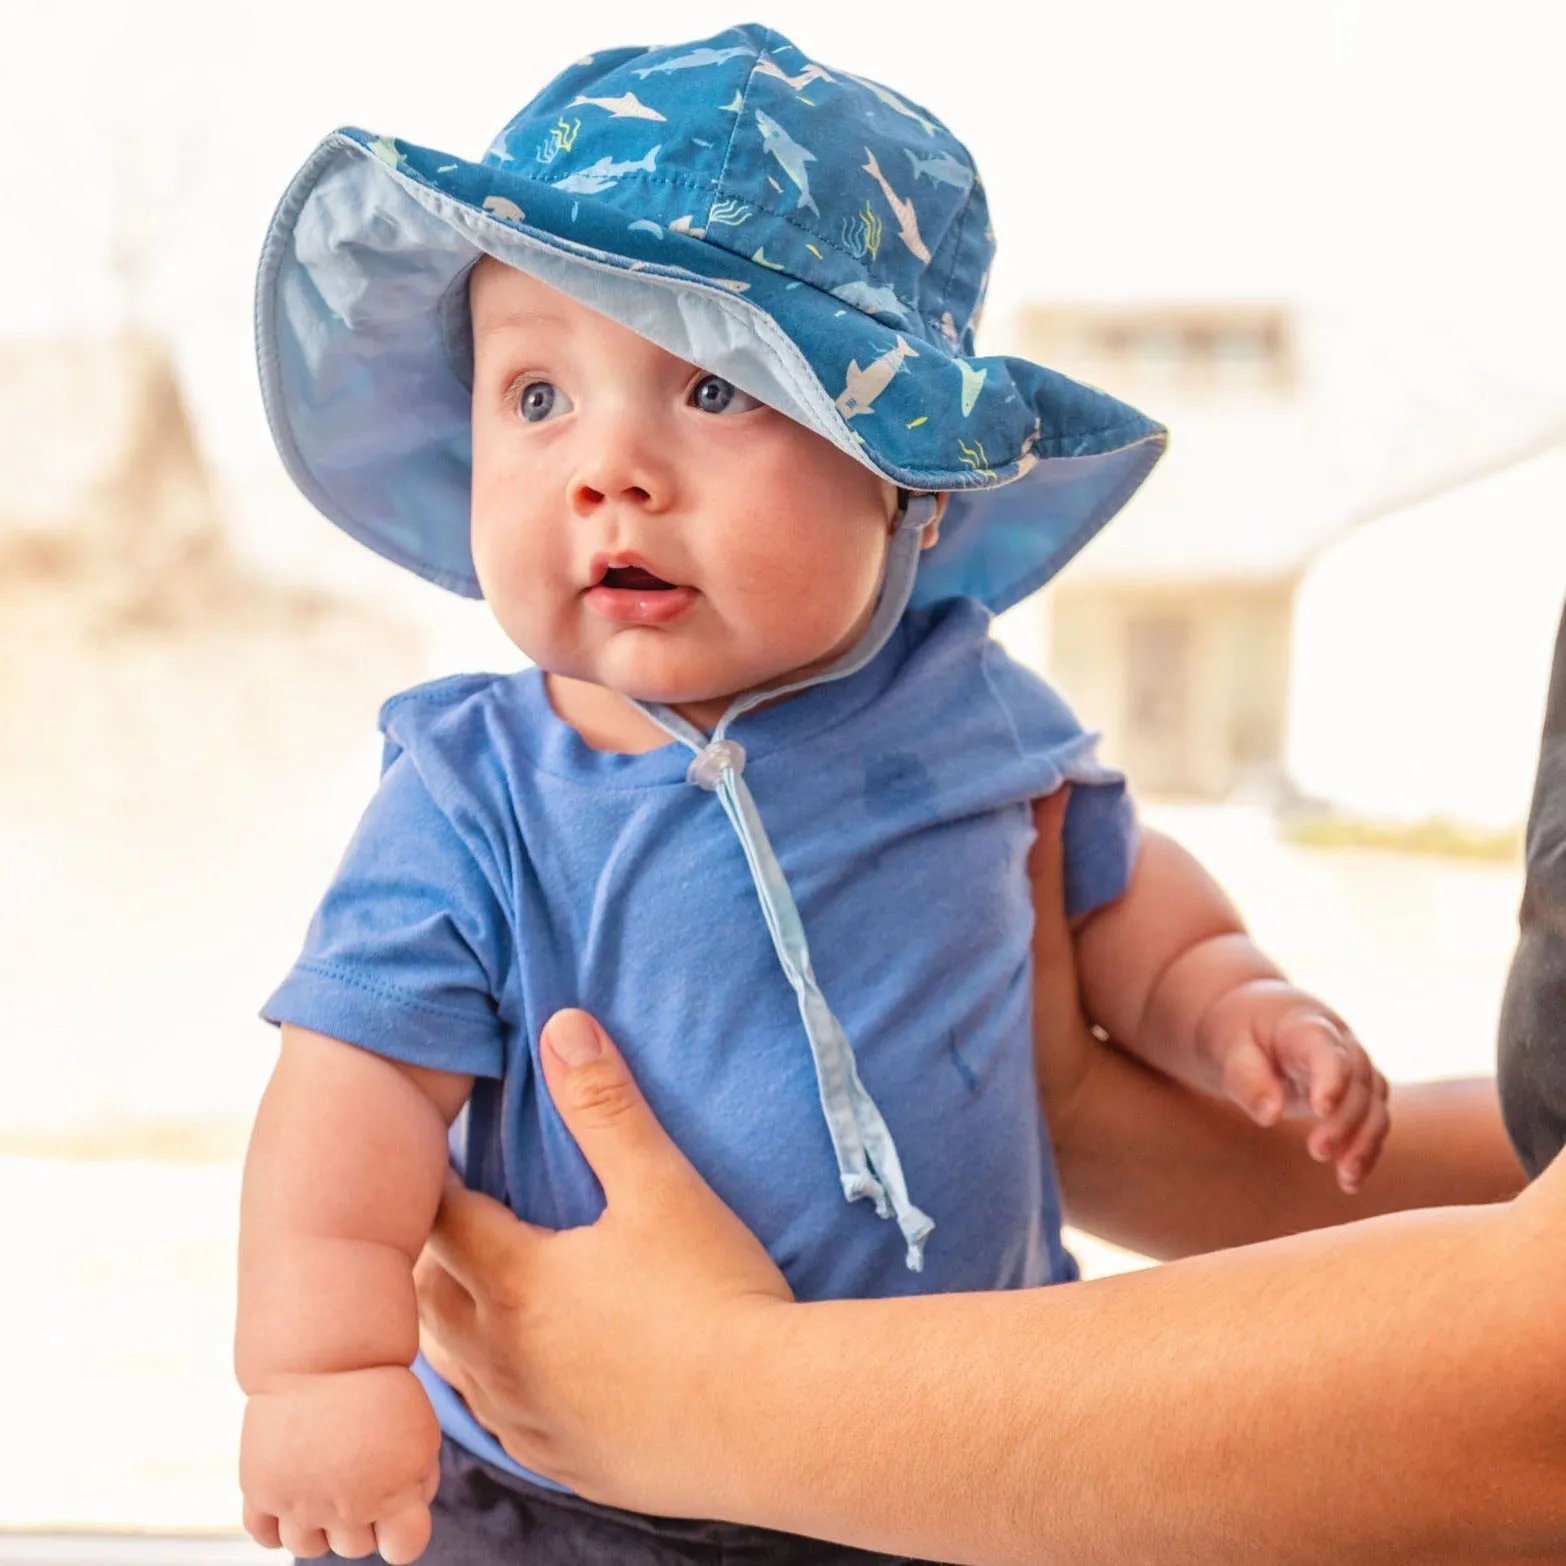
[258,132,1166,615]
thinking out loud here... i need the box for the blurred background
[3,0,1564,1547]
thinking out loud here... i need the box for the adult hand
[414,1009,792,1515]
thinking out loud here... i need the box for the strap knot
[686,738,746,791]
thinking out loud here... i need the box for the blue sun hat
[257,21,1166,1269]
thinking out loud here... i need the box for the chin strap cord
[637,494,938,1270]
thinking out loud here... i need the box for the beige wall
[1047,581,1295,801]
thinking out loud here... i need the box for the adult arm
[1499,594,1566,1175]
[1031,793,1523,1258]
[417,1012,1566,1566]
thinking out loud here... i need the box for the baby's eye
[516,380,572,423]
[690,374,760,415]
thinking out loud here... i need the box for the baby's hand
[241,1364,441,1562]
[1200,980,1389,1193]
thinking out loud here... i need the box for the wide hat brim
[257,128,1166,613]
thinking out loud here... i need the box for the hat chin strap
[634,494,939,1271]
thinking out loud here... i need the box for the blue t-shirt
[264,598,1137,1482]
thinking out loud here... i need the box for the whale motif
[956,360,987,416]
[904,148,973,192]
[551,145,660,195]
[569,92,667,121]
[843,72,938,136]
[633,45,755,78]
[831,280,911,323]
[755,109,819,216]
[754,57,836,91]
[836,336,919,420]
[861,148,931,263]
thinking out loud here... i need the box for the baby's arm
[237,1024,473,1563]
[1071,828,1389,1191]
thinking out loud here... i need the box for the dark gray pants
[303,1439,938,1564]
[1499,596,1566,1176]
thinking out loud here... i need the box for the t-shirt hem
[261,964,505,1078]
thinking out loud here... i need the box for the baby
[239,25,1388,1566]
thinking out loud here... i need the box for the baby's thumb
[539,1009,698,1208]
[1222,1039,1287,1127]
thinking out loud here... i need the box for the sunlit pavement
[0,802,1521,1531]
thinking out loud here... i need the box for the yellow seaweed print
[536,117,582,165]
[957,437,996,481]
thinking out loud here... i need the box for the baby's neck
[545,672,759,754]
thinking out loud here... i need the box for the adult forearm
[720,1198,1566,1565]
[1053,1042,1524,1259]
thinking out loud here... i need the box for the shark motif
[669,213,707,238]
[629,219,664,238]
[720,90,745,112]
[836,336,919,419]
[751,247,785,270]
[904,148,973,192]
[844,72,939,136]
[754,56,836,91]
[956,361,987,416]
[831,280,910,323]
[939,311,960,347]
[367,136,403,167]
[633,45,755,78]
[862,149,931,263]
[569,92,667,121]
[551,145,660,195]
[755,109,819,216]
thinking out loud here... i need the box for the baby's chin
[571,641,803,711]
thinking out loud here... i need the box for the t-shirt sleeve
[261,751,509,1078]
[981,638,1140,919]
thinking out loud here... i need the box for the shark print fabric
[258,20,1165,617]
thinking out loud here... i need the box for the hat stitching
[708,30,773,233]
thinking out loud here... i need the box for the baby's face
[468,258,901,710]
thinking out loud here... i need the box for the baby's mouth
[599,565,676,591]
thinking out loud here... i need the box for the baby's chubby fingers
[374,1498,435,1566]
[242,1504,282,1551]
[1328,1057,1391,1193]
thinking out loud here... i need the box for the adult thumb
[539,1008,697,1207]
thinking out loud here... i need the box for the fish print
[939,311,960,347]
[669,214,706,237]
[367,136,403,167]
[751,247,785,270]
[633,45,755,78]
[831,280,910,324]
[629,219,664,238]
[720,90,745,112]
[861,149,931,263]
[904,148,973,193]
[551,145,660,195]
[843,72,938,136]
[569,92,667,121]
[836,336,919,420]
[956,361,987,416]
[754,57,836,91]
[755,109,819,216]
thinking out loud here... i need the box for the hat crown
[485,23,991,352]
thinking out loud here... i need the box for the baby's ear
[919,493,948,551]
